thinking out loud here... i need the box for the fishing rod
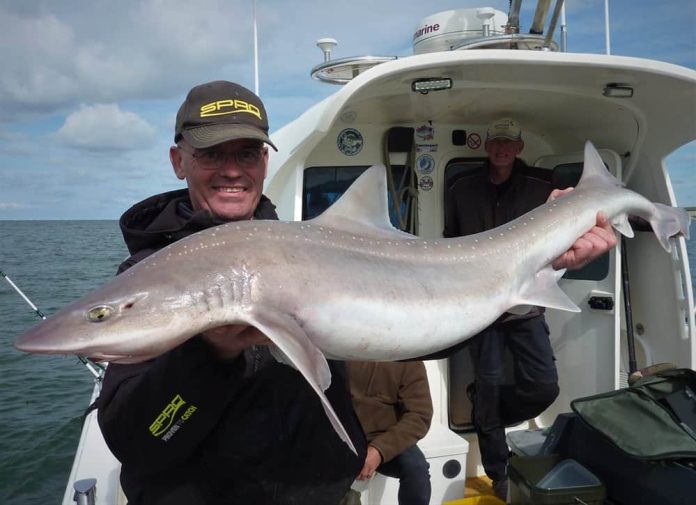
[1,269,105,380]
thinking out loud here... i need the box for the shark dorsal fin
[577,141,623,189]
[311,164,407,237]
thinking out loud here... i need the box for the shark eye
[87,305,113,323]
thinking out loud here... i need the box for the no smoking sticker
[467,133,482,150]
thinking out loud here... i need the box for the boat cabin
[261,5,695,503]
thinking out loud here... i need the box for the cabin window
[444,157,488,191]
[302,165,408,228]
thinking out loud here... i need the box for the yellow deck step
[441,477,505,505]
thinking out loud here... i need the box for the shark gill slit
[202,265,256,319]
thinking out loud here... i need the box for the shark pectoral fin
[249,309,358,455]
[649,202,692,253]
[516,265,581,313]
[612,213,634,238]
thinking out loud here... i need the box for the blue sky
[0,0,694,220]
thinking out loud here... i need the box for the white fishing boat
[62,2,695,504]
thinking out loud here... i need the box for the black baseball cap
[174,80,277,151]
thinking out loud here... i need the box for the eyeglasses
[177,145,266,170]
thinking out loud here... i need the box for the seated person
[347,361,433,505]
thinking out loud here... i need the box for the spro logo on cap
[200,99,262,120]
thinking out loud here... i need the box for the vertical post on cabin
[621,238,638,374]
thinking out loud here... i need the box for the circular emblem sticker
[416,154,435,175]
[418,176,434,191]
[337,128,363,156]
[467,132,482,150]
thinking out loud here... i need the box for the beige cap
[486,117,522,141]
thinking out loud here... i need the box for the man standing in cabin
[443,117,617,500]
[347,360,433,505]
[96,80,366,505]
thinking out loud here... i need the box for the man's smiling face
[485,137,524,171]
[170,138,268,221]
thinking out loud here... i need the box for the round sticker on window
[416,154,435,175]
[337,128,363,156]
[418,176,434,191]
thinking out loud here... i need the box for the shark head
[15,258,205,362]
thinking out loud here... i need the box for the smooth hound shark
[16,142,690,453]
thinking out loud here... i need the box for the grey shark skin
[15,142,690,453]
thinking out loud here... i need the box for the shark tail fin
[514,265,581,313]
[579,141,691,253]
[649,202,691,253]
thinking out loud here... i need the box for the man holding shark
[46,84,616,504]
[95,81,367,505]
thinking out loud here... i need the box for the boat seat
[353,423,469,505]
[534,148,622,184]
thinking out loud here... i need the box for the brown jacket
[347,361,433,463]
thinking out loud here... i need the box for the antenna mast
[604,0,611,55]
[560,1,567,51]
[253,0,259,95]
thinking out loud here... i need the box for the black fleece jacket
[96,189,366,505]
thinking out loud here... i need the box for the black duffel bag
[565,367,696,505]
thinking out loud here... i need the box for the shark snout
[15,319,77,354]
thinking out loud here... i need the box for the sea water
[0,220,695,504]
[0,221,126,504]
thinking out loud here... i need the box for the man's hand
[201,325,270,361]
[552,211,617,270]
[356,446,382,480]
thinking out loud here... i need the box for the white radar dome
[412,8,508,54]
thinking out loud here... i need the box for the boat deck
[464,476,499,497]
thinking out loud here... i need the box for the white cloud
[0,202,30,210]
[132,0,251,63]
[0,0,252,117]
[0,9,78,110]
[55,103,156,151]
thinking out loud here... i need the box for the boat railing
[687,207,696,327]
[451,33,558,51]
[310,56,397,84]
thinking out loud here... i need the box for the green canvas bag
[570,368,696,460]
